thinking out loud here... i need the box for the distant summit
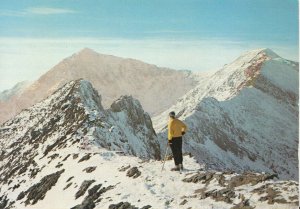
[0,81,32,102]
[0,48,200,124]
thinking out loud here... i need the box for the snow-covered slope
[0,79,161,161]
[0,48,202,124]
[153,48,299,180]
[0,80,32,102]
[0,148,298,209]
[0,78,298,209]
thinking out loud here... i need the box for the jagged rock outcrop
[75,180,96,199]
[109,202,152,209]
[72,184,115,209]
[126,167,141,178]
[17,169,65,205]
[153,48,299,180]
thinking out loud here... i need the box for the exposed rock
[55,162,63,168]
[179,199,188,205]
[73,154,79,159]
[22,169,64,205]
[0,195,8,209]
[78,154,91,163]
[83,166,97,173]
[109,95,161,159]
[140,205,152,209]
[62,154,71,161]
[16,191,25,201]
[72,184,114,209]
[184,172,278,189]
[182,172,215,184]
[118,165,130,172]
[108,202,151,209]
[66,176,74,182]
[199,188,236,204]
[75,180,96,199]
[126,167,141,178]
[48,153,59,160]
[29,168,41,179]
[63,182,72,190]
[231,199,254,209]
[11,184,20,192]
[227,173,278,188]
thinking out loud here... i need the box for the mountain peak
[258,48,279,58]
[73,48,101,58]
[241,48,280,61]
[78,47,98,55]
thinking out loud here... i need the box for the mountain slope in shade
[153,48,299,180]
[0,80,32,102]
[0,48,202,124]
[0,79,298,209]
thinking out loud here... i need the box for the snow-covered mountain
[153,48,299,180]
[0,79,298,209]
[0,48,204,124]
[0,79,160,160]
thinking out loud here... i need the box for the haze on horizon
[0,0,298,92]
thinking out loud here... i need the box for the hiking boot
[171,165,180,171]
[179,164,183,170]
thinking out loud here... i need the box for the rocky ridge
[0,75,298,209]
[153,48,299,180]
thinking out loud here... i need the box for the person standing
[168,111,187,171]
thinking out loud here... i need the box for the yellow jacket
[168,118,187,140]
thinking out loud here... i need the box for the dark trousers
[170,137,183,165]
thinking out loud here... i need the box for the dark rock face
[66,176,74,182]
[126,167,141,178]
[118,165,130,172]
[18,169,64,205]
[182,172,216,184]
[78,154,92,163]
[183,171,278,188]
[108,202,152,209]
[75,180,96,199]
[71,184,114,209]
[200,188,236,204]
[227,173,278,188]
[252,184,295,205]
[110,96,152,131]
[63,182,72,190]
[231,199,254,209]
[182,170,299,207]
[109,95,161,160]
[0,195,8,209]
[179,199,188,205]
[83,166,97,173]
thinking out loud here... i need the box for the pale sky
[0,0,298,91]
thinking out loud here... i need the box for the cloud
[0,7,76,17]
[25,7,76,15]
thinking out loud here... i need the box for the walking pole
[161,144,169,171]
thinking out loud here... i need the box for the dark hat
[169,111,175,117]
